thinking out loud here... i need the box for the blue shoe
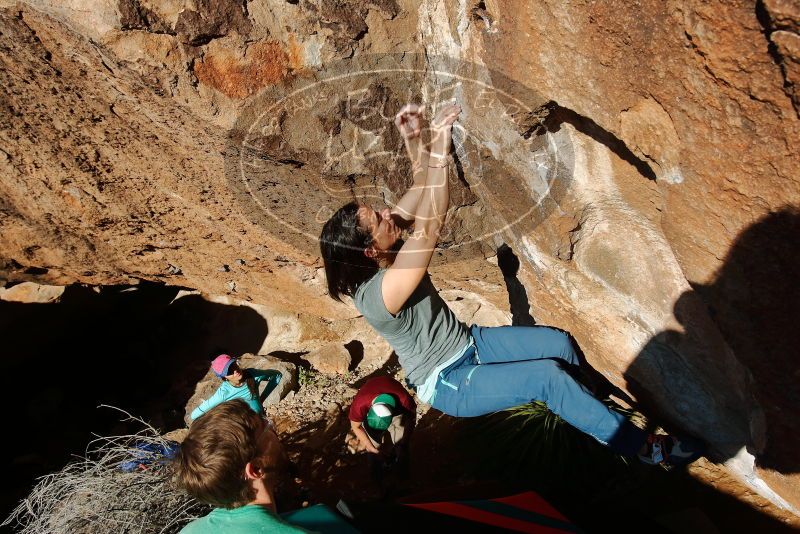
[639,434,706,468]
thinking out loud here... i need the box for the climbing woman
[190,354,282,421]
[319,102,704,467]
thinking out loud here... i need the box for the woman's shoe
[638,433,706,468]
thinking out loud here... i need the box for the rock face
[761,0,800,113]
[0,0,798,517]
[418,0,799,513]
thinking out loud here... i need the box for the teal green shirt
[180,505,309,533]
[190,369,281,420]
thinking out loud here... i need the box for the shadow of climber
[625,207,800,477]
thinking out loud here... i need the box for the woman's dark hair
[242,370,260,406]
[319,201,380,301]
[218,356,261,410]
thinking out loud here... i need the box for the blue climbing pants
[430,325,647,456]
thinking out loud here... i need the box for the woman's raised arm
[391,104,428,226]
[381,103,461,315]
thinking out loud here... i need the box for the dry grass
[2,407,207,534]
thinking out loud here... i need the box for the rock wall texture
[0,0,797,516]
[419,0,799,513]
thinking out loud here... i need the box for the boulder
[441,289,510,328]
[0,282,64,303]
[304,343,351,375]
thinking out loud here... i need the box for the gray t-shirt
[354,269,470,387]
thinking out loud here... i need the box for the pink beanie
[211,354,235,378]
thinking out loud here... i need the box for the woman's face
[357,205,401,253]
[225,362,244,385]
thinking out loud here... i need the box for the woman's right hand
[431,102,461,130]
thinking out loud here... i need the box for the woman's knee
[545,328,578,363]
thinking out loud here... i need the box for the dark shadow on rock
[351,351,400,389]
[496,243,536,327]
[344,340,364,372]
[0,282,269,518]
[565,459,797,532]
[269,350,311,371]
[542,104,658,180]
[695,207,800,473]
[624,207,800,475]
